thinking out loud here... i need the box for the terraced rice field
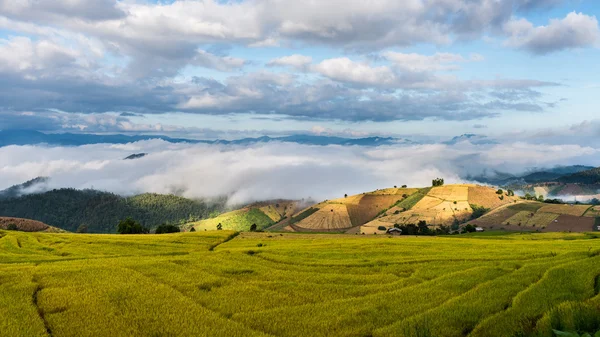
[2,230,600,337]
[502,211,559,229]
[468,186,519,209]
[291,189,415,232]
[538,204,591,217]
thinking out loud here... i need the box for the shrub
[377,226,387,231]
[250,224,257,232]
[117,218,149,234]
[155,224,181,234]
[6,223,18,231]
[190,227,196,232]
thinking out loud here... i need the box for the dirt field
[293,204,352,230]
[502,211,558,229]
[534,186,548,198]
[538,204,591,216]
[584,206,600,217]
[0,217,50,232]
[468,186,519,209]
[427,185,469,201]
[542,215,595,232]
[469,207,519,230]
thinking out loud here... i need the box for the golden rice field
[2,229,600,337]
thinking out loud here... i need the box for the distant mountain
[558,167,600,184]
[468,165,595,186]
[0,130,208,147]
[0,177,49,199]
[0,130,414,147]
[124,153,148,160]
[0,188,228,233]
[443,134,498,145]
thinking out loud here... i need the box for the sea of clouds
[0,140,598,205]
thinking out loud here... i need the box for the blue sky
[0,0,599,141]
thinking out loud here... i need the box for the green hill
[187,200,299,232]
[0,189,227,233]
[558,167,600,184]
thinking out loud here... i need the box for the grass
[190,208,274,231]
[2,230,600,337]
[395,187,432,211]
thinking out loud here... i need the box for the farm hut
[386,228,402,235]
[475,227,485,232]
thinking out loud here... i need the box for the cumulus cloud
[267,54,313,70]
[504,12,600,54]
[0,140,597,205]
[0,0,583,127]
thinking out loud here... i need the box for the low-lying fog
[0,140,598,205]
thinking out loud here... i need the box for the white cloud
[504,12,600,54]
[312,58,397,86]
[383,52,466,72]
[0,140,598,205]
[267,54,313,70]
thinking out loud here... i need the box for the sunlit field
[2,230,600,337]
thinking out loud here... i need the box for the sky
[0,0,599,141]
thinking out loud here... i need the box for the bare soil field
[542,215,595,232]
[293,204,352,230]
[468,186,520,209]
[0,217,51,232]
[538,204,591,216]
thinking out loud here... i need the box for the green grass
[288,207,319,225]
[395,187,432,211]
[2,230,600,337]
[190,208,274,231]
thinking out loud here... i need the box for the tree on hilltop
[432,178,444,187]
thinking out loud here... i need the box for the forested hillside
[558,167,600,184]
[0,189,227,233]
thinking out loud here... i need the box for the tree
[496,189,504,195]
[217,223,223,230]
[344,194,348,198]
[402,185,407,188]
[6,223,17,231]
[250,223,257,232]
[432,178,444,187]
[117,218,149,234]
[538,195,545,202]
[76,224,88,233]
[155,224,181,234]
[507,189,515,196]
[417,220,430,235]
[190,227,196,232]
[462,224,476,234]
[394,185,397,188]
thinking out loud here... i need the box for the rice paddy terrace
[2,230,600,337]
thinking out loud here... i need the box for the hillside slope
[0,189,227,233]
[187,200,299,232]
[558,167,600,184]
[0,217,65,232]
[468,201,597,232]
[362,184,520,234]
[285,188,419,232]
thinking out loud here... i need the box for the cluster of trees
[432,178,445,187]
[0,189,228,233]
[523,193,545,202]
[116,219,182,234]
[388,221,452,236]
[117,218,149,234]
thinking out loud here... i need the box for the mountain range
[0,129,417,147]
